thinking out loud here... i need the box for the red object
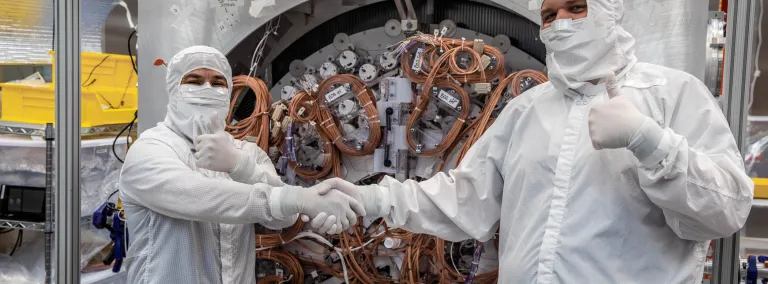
[154,58,167,67]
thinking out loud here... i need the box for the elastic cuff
[632,126,672,169]
[228,150,251,179]
[361,185,390,218]
[268,186,290,220]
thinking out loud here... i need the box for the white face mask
[171,82,231,142]
[539,11,638,97]
[540,18,587,43]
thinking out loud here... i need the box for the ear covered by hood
[162,46,234,143]
[535,0,638,96]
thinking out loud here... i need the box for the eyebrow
[182,73,204,80]
[213,75,227,81]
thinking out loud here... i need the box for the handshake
[271,178,379,235]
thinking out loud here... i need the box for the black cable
[107,189,119,202]
[0,228,12,234]
[82,55,111,87]
[112,110,137,164]
[9,230,22,256]
[128,30,138,74]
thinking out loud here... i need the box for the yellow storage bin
[755,178,768,199]
[0,83,137,128]
[49,51,138,89]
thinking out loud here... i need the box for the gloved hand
[271,178,366,235]
[194,112,246,173]
[304,181,385,232]
[588,74,664,159]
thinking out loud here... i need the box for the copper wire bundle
[405,78,471,157]
[226,75,271,151]
[289,90,320,123]
[256,249,304,284]
[255,220,304,248]
[255,275,283,284]
[317,74,382,156]
[510,69,549,97]
[399,36,506,84]
[433,239,498,283]
[456,70,548,163]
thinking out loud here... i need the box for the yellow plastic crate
[754,178,768,199]
[0,83,137,128]
[49,51,138,89]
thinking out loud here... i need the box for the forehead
[542,0,586,8]
[183,68,225,78]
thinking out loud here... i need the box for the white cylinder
[384,237,403,249]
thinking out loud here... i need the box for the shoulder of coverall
[625,62,712,98]
[131,124,192,162]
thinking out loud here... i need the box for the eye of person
[543,12,557,23]
[570,5,587,14]
[212,80,227,88]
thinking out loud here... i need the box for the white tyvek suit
[119,46,296,284]
[368,1,754,283]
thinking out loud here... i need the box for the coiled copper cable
[405,78,471,157]
[289,90,320,123]
[226,75,271,151]
[255,220,304,248]
[256,249,304,284]
[317,74,382,156]
[283,92,339,180]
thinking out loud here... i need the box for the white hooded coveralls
[368,1,754,283]
[119,46,296,284]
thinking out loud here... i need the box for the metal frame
[53,0,82,283]
[713,0,760,283]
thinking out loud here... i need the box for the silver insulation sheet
[0,0,115,64]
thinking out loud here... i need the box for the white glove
[306,182,385,232]
[588,74,664,160]
[271,178,366,235]
[194,112,246,173]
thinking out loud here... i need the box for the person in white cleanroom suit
[311,0,755,283]
[119,46,365,284]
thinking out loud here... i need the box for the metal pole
[44,124,54,284]
[713,0,758,283]
[53,0,81,283]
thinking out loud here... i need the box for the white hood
[539,0,638,96]
[162,45,233,144]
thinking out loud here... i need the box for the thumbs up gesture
[588,74,654,150]
[194,112,244,173]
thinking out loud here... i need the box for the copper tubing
[226,75,271,151]
[317,74,382,156]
